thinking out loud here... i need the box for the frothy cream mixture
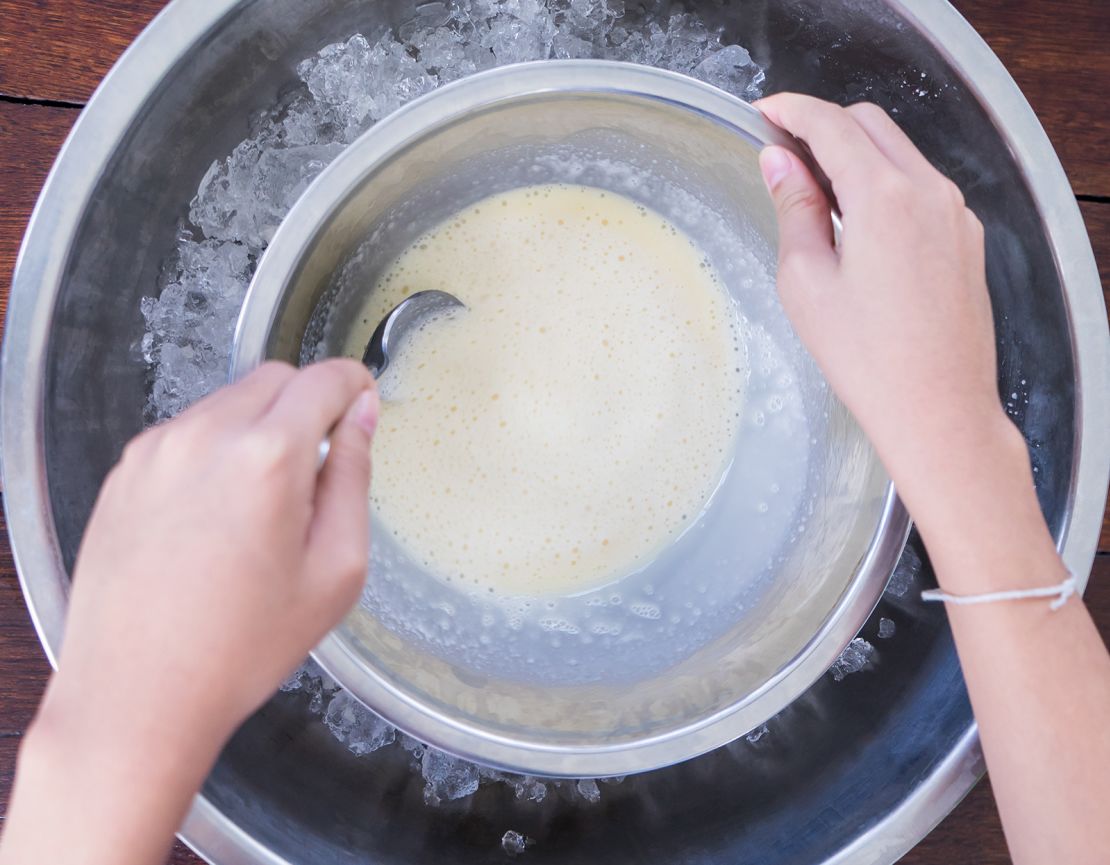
[348,184,744,596]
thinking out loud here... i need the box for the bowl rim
[229,57,911,778]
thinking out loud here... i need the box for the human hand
[755,94,1013,507]
[751,97,1110,865]
[40,359,379,763]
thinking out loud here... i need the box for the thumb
[308,388,379,600]
[759,145,837,276]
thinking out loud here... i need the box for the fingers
[759,145,838,277]
[756,93,889,205]
[307,388,380,605]
[843,102,937,180]
[263,359,376,448]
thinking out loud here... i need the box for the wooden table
[0,2,1107,862]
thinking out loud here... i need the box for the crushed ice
[829,637,876,682]
[502,829,532,856]
[745,723,770,744]
[324,690,398,757]
[282,659,629,807]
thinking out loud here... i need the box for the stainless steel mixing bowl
[230,59,908,778]
[4,0,1107,863]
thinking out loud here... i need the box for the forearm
[0,678,223,865]
[901,415,1110,865]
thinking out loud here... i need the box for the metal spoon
[363,290,466,378]
[318,290,465,467]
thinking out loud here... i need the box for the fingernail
[759,146,793,190]
[349,390,379,437]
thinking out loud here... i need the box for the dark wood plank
[0,520,50,735]
[0,735,19,820]
[1078,201,1110,554]
[0,0,169,104]
[168,845,205,864]
[0,101,77,324]
[952,0,1110,198]
[1081,201,1110,323]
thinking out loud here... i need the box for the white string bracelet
[921,573,1078,612]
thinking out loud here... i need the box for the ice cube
[399,733,427,762]
[878,617,897,639]
[886,544,921,598]
[297,34,380,135]
[189,141,344,250]
[323,691,397,756]
[575,777,601,803]
[501,829,531,856]
[829,637,876,682]
[693,44,766,100]
[421,747,481,804]
[278,661,314,693]
[141,238,252,420]
[745,723,770,744]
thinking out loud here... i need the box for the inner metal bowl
[231,60,909,777]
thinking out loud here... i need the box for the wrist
[32,671,227,789]
[884,409,1064,596]
[2,679,220,865]
[889,407,1023,529]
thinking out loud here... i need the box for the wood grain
[0,517,50,735]
[0,0,169,104]
[1077,200,1110,553]
[1082,202,1110,293]
[0,102,77,324]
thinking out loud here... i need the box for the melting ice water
[139,0,884,833]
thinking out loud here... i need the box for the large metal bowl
[229,59,908,778]
[3,0,1107,863]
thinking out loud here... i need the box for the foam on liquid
[348,184,745,596]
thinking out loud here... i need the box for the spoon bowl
[363,290,465,377]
